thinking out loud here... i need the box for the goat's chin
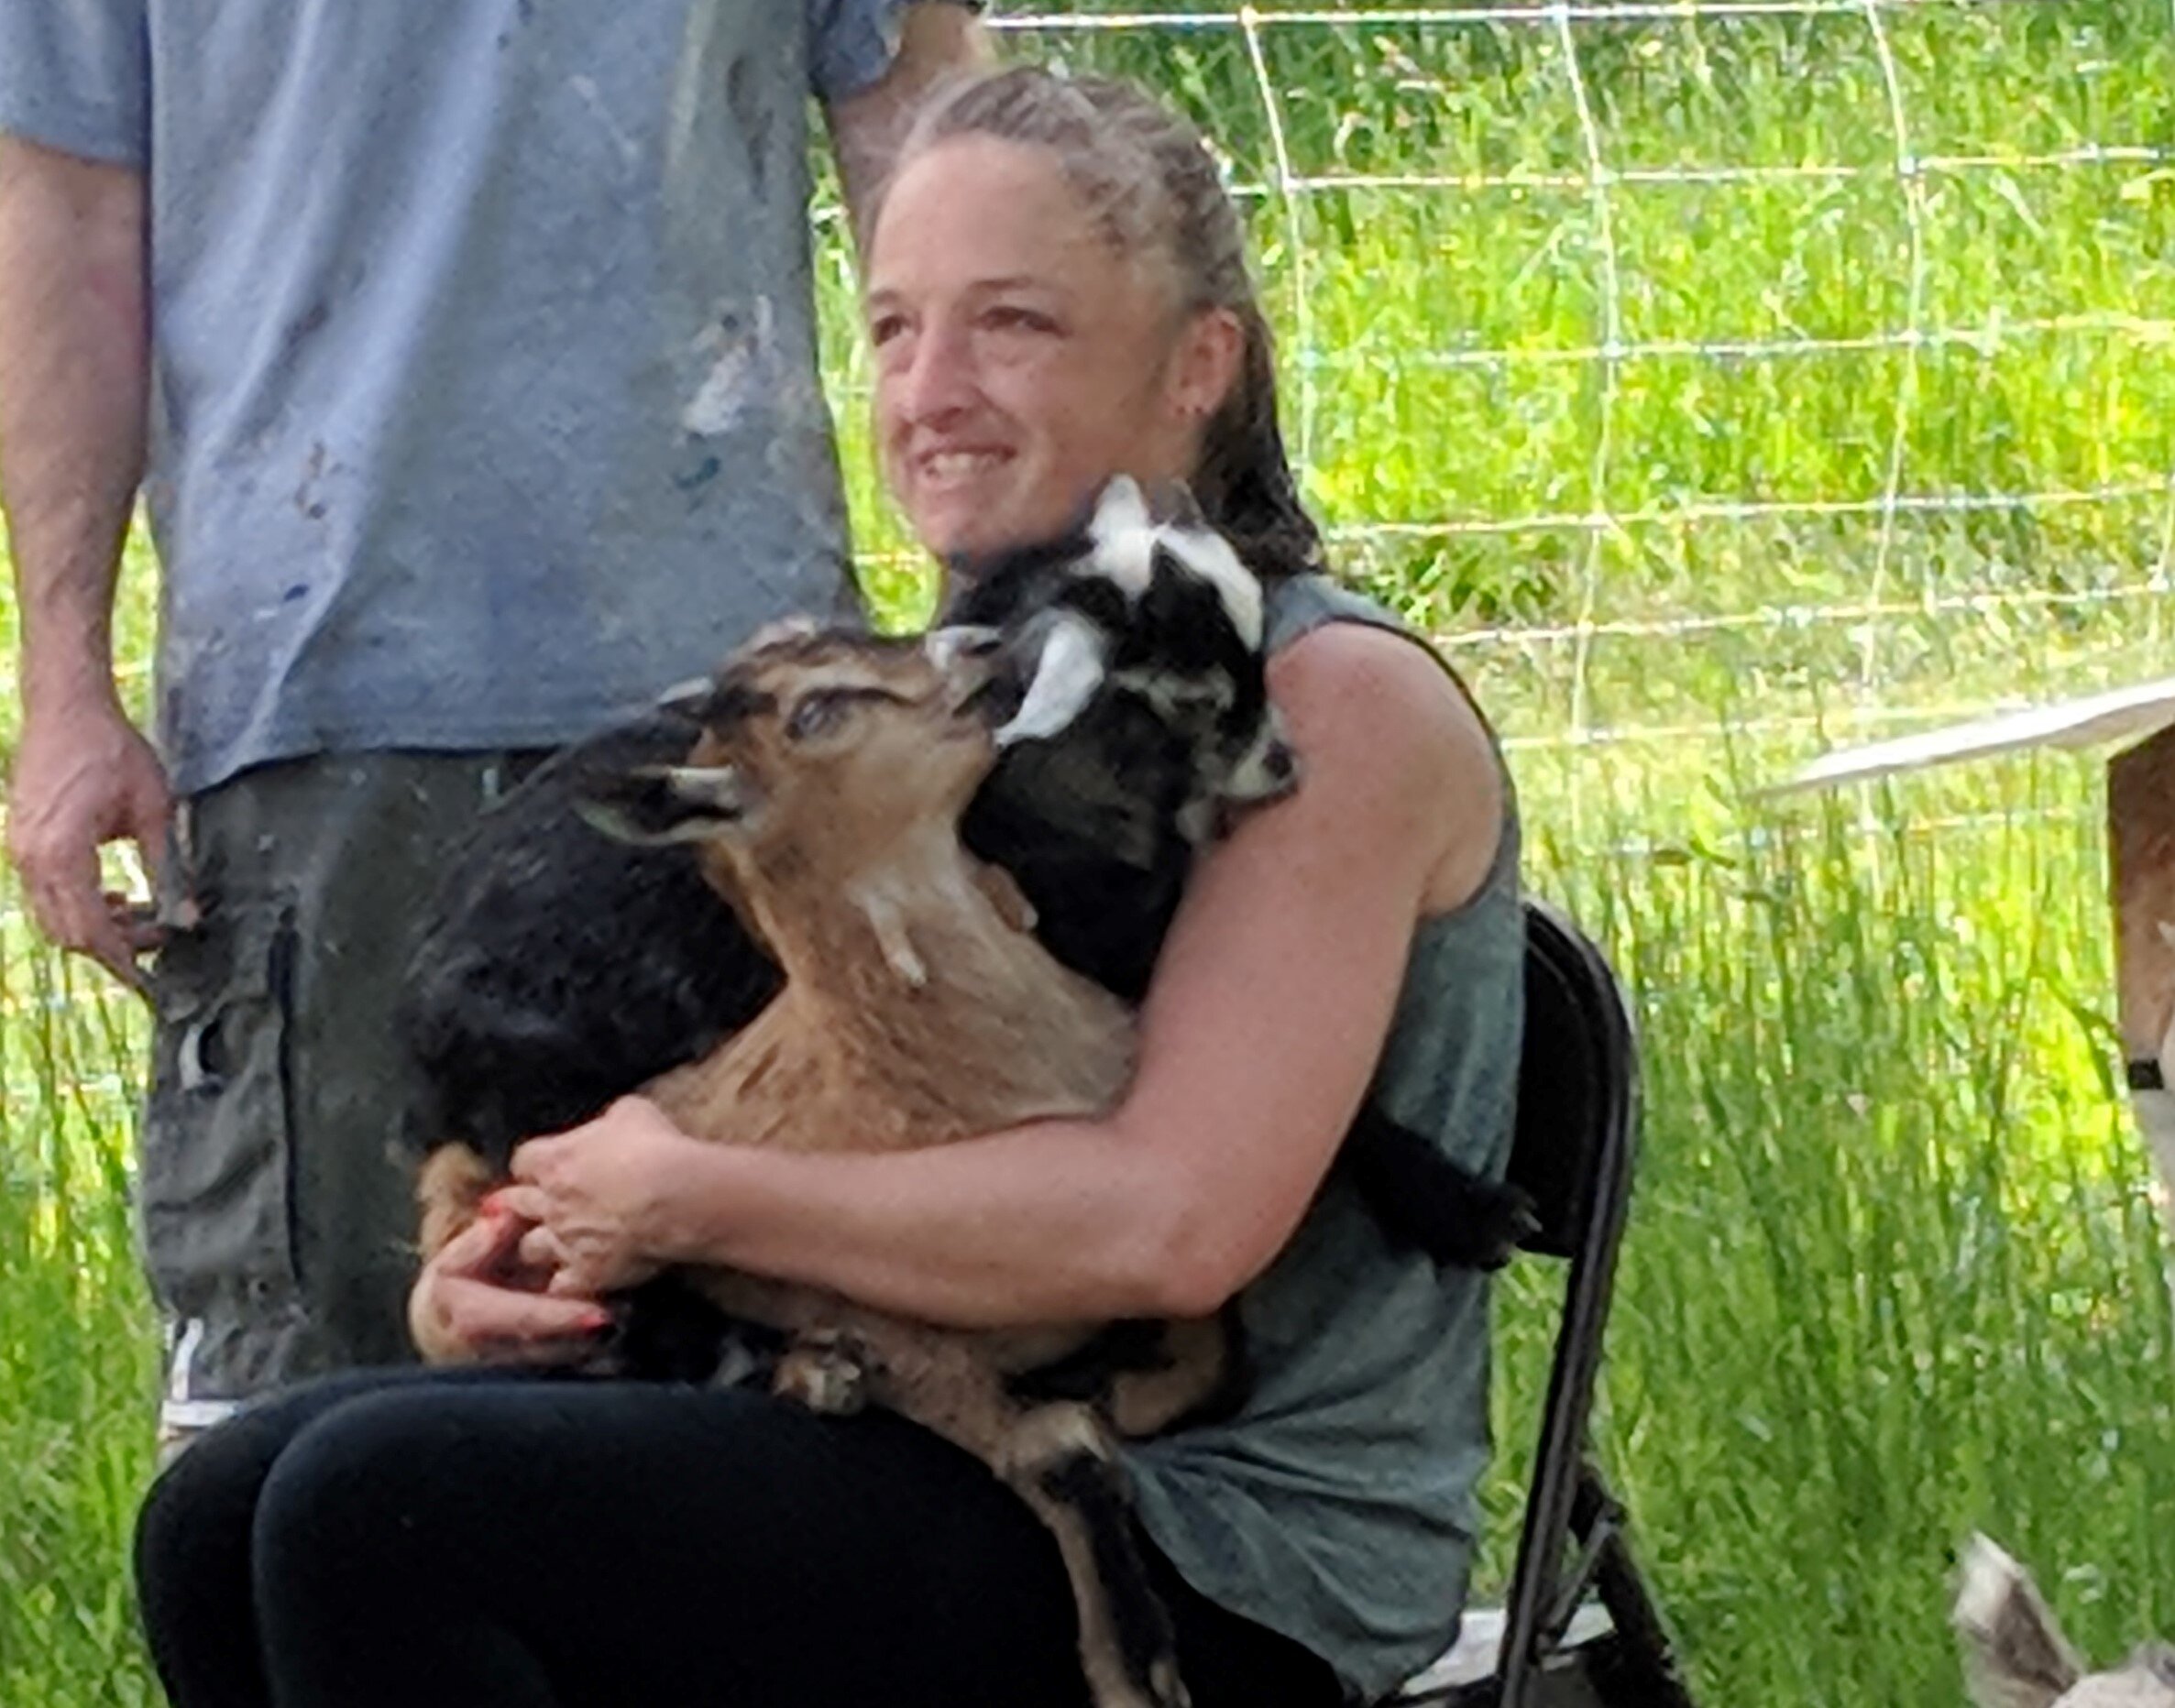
[946,680,1015,738]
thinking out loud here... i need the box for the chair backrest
[1497,899,1642,1708]
[1506,899,1640,1263]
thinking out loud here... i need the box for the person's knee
[135,1399,298,1634]
[249,1385,477,1602]
[135,1445,214,1593]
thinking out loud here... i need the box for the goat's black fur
[401,709,781,1166]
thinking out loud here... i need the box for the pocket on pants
[140,897,302,1311]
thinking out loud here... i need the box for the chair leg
[1574,1470,1697,1708]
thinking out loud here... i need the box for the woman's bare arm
[508,624,1507,1328]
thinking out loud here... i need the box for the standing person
[0,2,989,1443]
[134,67,1523,1708]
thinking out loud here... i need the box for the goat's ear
[1089,473,1151,540]
[576,764,757,846]
[1144,477,1208,531]
[924,625,1005,671]
[1954,1535,2086,1708]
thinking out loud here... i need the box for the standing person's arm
[0,133,168,988]
[823,2,994,245]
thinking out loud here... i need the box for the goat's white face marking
[665,765,747,816]
[923,625,1005,675]
[1084,476,1158,597]
[998,612,1109,747]
[1075,476,1265,651]
[1159,520,1265,651]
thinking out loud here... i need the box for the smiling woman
[866,137,1239,560]
[868,69,1325,586]
[131,65,1520,1708]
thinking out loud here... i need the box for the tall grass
[6,5,2175,1703]
[1520,783,2175,1705]
[0,525,162,1704]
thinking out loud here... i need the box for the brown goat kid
[431,621,1248,1708]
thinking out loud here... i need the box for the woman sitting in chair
[134,66,1524,1708]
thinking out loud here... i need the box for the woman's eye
[785,694,850,741]
[868,312,910,348]
[983,304,1057,335]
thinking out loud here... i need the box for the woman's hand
[406,1204,615,1367]
[500,1096,707,1298]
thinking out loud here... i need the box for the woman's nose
[895,319,977,423]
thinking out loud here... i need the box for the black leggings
[135,1366,1347,1708]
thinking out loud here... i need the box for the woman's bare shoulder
[1266,619,1505,913]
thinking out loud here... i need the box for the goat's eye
[785,692,851,741]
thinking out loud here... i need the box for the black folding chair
[1395,899,1697,1708]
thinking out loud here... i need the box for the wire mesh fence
[920,1,2175,774]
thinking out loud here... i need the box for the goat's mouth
[952,670,1023,729]
[924,627,1025,730]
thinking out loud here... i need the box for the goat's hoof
[1089,1659,1190,1708]
[774,1332,871,1416]
[1151,1657,1191,1708]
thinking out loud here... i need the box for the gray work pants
[141,750,544,1438]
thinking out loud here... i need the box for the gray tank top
[1123,574,1524,1700]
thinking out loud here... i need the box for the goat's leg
[1099,1314,1247,1439]
[996,1400,1192,1708]
[692,1278,1193,1708]
[897,1362,1190,1708]
[414,1143,497,1261]
[772,1326,873,1415]
[1002,1316,1248,1440]
[969,858,1038,936]
[787,1318,1191,1708]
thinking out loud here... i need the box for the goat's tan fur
[661,630,1224,1708]
[423,627,1228,1708]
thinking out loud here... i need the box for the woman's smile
[866,133,1224,561]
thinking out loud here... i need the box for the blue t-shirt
[0,2,929,792]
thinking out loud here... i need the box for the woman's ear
[1167,305,1246,424]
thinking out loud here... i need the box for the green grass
[9,4,2175,1702]
[1,885,160,1701]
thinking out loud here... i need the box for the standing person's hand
[7,698,171,989]
[407,1201,618,1366]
